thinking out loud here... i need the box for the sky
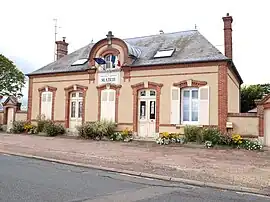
[1,0,270,100]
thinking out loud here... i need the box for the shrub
[77,120,116,140]
[184,126,202,143]
[43,121,65,137]
[28,125,38,134]
[36,114,51,132]
[219,133,233,145]
[201,127,222,145]
[121,128,132,140]
[11,121,26,134]
[23,122,33,132]
[77,122,95,139]
[0,124,3,131]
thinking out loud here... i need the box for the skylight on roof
[153,49,175,58]
[71,58,88,66]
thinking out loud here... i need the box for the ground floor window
[101,89,116,122]
[182,88,199,124]
[170,86,209,125]
[41,92,52,120]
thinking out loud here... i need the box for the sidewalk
[0,133,269,192]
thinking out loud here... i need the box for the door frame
[138,92,157,137]
[131,81,163,136]
[69,92,83,129]
[64,84,88,128]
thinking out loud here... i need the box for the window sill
[175,123,203,128]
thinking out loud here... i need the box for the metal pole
[53,19,58,61]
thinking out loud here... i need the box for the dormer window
[104,54,116,69]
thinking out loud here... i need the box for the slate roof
[28,30,241,82]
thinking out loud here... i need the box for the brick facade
[218,64,228,133]
[222,13,233,59]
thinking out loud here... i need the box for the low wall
[0,111,27,125]
[228,113,259,137]
[15,111,27,121]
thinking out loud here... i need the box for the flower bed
[156,126,263,151]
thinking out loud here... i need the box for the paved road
[0,154,269,202]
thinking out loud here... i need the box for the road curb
[0,150,269,197]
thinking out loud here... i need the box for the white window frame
[181,87,199,125]
[41,91,53,120]
[104,54,117,70]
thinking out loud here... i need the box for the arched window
[104,54,117,69]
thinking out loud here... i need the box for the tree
[240,83,270,112]
[0,54,25,98]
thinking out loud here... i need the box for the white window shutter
[41,92,52,120]
[108,90,116,122]
[199,86,209,125]
[100,91,108,120]
[41,93,47,118]
[46,92,52,120]
[170,87,180,124]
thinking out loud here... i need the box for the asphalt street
[0,154,269,202]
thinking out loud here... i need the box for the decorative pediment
[173,79,207,88]
[2,96,18,106]
[96,83,122,91]
[64,84,88,92]
[38,86,57,92]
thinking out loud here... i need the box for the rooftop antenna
[53,19,61,61]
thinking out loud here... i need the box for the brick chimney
[55,37,69,60]
[222,13,233,59]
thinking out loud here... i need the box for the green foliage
[201,127,222,145]
[0,124,3,131]
[0,54,25,97]
[11,120,26,133]
[156,133,185,145]
[184,126,202,143]
[219,134,233,145]
[77,120,116,140]
[28,125,38,134]
[43,121,65,137]
[240,84,270,112]
[242,139,263,150]
[36,115,50,132]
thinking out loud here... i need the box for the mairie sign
[98,73,120,85]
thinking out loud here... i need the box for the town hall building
[26,13,243,138]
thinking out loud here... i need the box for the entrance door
[138,90,156,138]
[264,109,270,146]
[7,108,14,132]
[69,92,83,130]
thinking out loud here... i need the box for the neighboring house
[26,13,242,138]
